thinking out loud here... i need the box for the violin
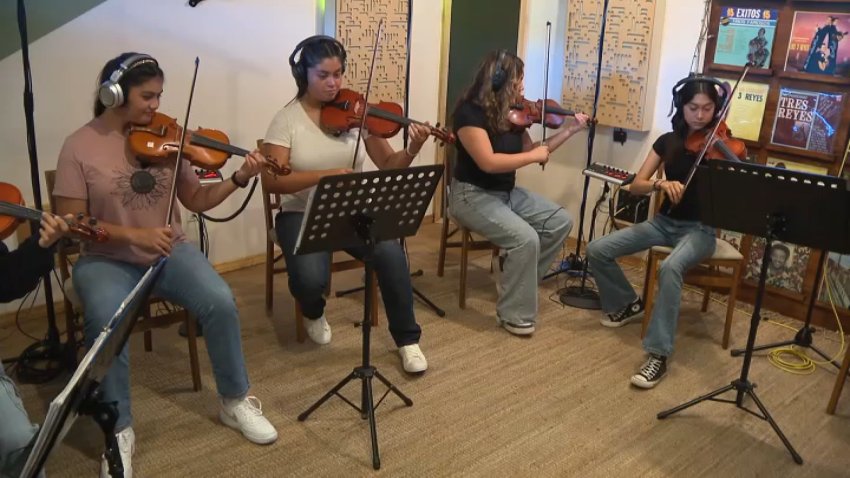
[508,98,597,130]
[684,120,747,162]
[320,89,455,144]
[128,112,291,176]
[0,182,108,242]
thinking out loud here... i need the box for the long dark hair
[289,36,347,99]
[456,50,524,133]
[671,79,722,139]
[94,52,164,117]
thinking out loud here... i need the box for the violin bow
[351,19,385,170]
[680,63,751,191]
[165,57,201,227]
[540,21,552,170]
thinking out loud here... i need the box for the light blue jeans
[73,243,250,431]
[0,363,42,478]
[448,179,573,324]
[586,214,717,357]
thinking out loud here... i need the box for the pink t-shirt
[53,116,196,265]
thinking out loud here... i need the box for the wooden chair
[45,170,202,391]
[436,152,498,308]
[258,142,378,342]
[639,183,744,349]
[827,338,850,414]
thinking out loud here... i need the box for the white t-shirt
[264,101,367,212]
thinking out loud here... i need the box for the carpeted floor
[5,222,850,477]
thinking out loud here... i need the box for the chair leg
[295,302,306,343]
[438,214,450,277]
[265,244,274,316]
[828,340,850,414]
[185,313,202,392]
[722,263,743,350]
[459,228,470,309]
[144,330,152,352]
[641,252,659,339]
[701,288,711,312]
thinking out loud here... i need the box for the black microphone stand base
[730,326,843,370]
[657,378,803,465]
[558,285,601,310]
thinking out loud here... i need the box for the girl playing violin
[586,77,745,389]
[262,35,430,373]
[449,49,588,336]
[53,52,278,477]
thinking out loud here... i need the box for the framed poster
[770,87,844,154]
[765,157,829,174]
[784,12,850,77]
[819,252,850,309]
[714,6,778,68]
[717,77,769,141]
[745,238,812,294]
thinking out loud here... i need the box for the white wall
[516,0,705,243]
[0,0,444,313]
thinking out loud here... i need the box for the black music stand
[20,258,166,478]
[295,165,443,470]
[657,162,850,465]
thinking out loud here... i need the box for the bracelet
[231,171,249,188]
[405,144,419,158]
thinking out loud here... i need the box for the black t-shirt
[654,132,701,222]
[452,100,524,191]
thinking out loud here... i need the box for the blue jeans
[586,214,717,356]
[73,243,250,431]
[0,363,42,478]
[275,212,421,346]
[448,179,573,324]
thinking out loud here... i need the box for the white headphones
[97,54,157,109]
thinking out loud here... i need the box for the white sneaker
[100,427,135,478]
[220,396,278,445]
[398,344,428,373]
[306,315,332,344]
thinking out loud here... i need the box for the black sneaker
[600,298,644,328]
[630,354,667,389]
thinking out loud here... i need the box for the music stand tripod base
[293,165,443,470]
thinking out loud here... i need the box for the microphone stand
[3,0,70,383]
[555,0,611,310]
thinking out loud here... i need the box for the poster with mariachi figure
[713,6,778,68]
[784,12,850,77]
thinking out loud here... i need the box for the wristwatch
[231,171,249,188]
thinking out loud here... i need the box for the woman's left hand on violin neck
[570,112,591,132]
[404,121,431,157]
[232,149,267,185]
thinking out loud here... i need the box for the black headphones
[492,49,509,91]
[669,74,729,118]
[289,35,347,90]
[98,53,158,109]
